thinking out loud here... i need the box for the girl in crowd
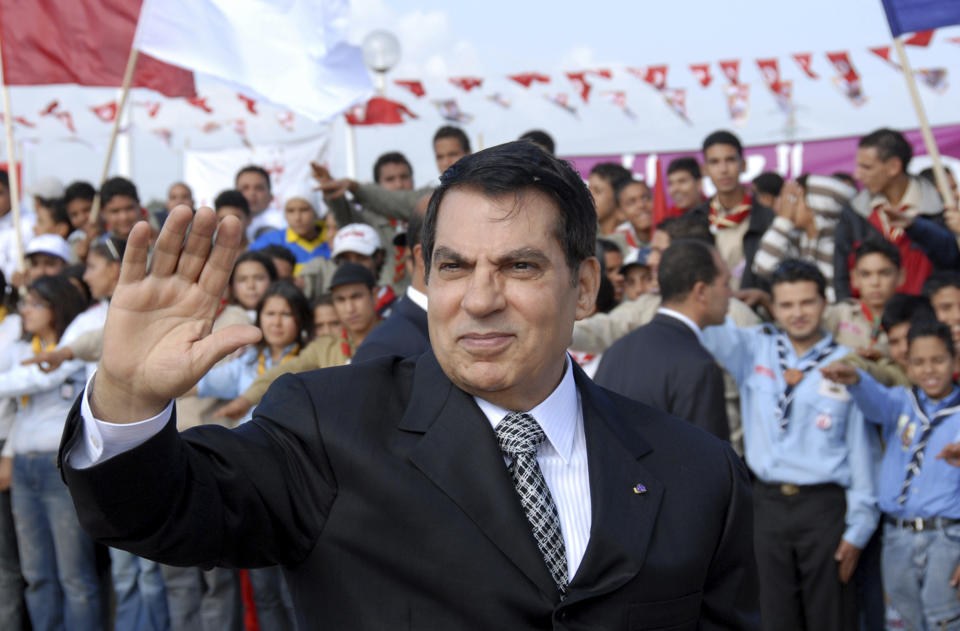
[0,276,100,630]
[230,250,278,322]
[196,280,313,425]
[194,280,312,631]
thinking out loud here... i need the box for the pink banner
[564,124,960,188]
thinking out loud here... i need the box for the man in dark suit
[595,240,732,441]
[353,203,430,363]
[59,142,760,630]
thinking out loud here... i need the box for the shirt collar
[406,285,428,312]
[869,177,922,212]
[473,356,578,464]
[657,307,703,344]
[917,384,960,413]
[778,329,835,361]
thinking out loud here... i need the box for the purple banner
[564,124,960,192]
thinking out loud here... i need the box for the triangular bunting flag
[719,59,740,84]
[449,77,483,92]
[346,96,418,125]
[237,94,258,115]
[792,53,819,79]
[91,101,118,123]
[689,63,712,87]
[508,73,550,88]
[432,99,473,123]
[394,80,426,97]
[544,93,578,117]
[904,30,934,46]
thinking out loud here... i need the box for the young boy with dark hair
[822,320,960,631]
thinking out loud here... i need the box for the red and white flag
[449,77,483,92]
[0,0,195,97]
[826,51,867,106]
[724,84,750,126]
[432,99,473,124]
[662,88,690,123]
[345,97,417,126]
[869,46,901,70]
[237,94,258,115]
[91,102,119,123]
[394,80,426,98]
[544,93,578,117]
[792,53,819,79]
[508,73,550,88]
[628,65,667,91]
[718,60,740,84]
[137,0,372,121]
[689,63,712,87]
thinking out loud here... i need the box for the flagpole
[0,36,24,275]
[892,37,957,209]
[90,46,139,224]
[344,117,357,179]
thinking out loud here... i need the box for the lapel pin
[633,483,647,495]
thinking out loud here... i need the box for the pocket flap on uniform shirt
[628,590,702,630]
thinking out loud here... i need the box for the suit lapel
[398,353,560,600]
[566,367,664,603]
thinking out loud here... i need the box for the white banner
[183,134,329,211]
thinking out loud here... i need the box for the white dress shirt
[473,358,591,582]
[71,353,594,583]
[405,285,428,311]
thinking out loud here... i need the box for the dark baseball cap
[329,262,376,291]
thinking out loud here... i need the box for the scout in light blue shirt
[702,318,882,548]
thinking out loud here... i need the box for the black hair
[594,274,618,313]
[64,181,96,205]
[255,280,314,348]
[596,238,623,257]
[407,205,425,250]
[614,178,649,206]
[214,189,251,217]
[235,164,272,192]
[667,157,701,180]
[771,259,826,299]
[433,126,471,154]
[589,162,632,188]
[0,170,8,190]
[89,236,126,264]
[27,275,87,341]
[230,250,278,288]
[922,270,960,299]
[422,141,597,285]
[519,130,556,155]
[854,238,901,269]
[656,214,715,246]
[59,265,91,306]
[859,128,912,171]
[39,198,72,230]
[832,172,858,189]
[753,172,784,197]
[260,244,297,268]
[702,130,743,157]
[310,292,334,309]
[659,240,720,304]
[100,176,140,207]
[373,151,413,184]
[882,293,935,332]
[907,318,956,357]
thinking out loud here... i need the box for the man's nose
[461,269,506,317]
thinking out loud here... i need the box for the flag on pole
[137,0,373,121]
[880,0,960,37]
[0,0,195,97]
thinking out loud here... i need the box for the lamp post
[362,30,401,95]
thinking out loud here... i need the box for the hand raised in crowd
[819,361,861,385]
[834,540,862,584]
[89,205,261,423]
[734,288,771,312]
[310,161,357,200]
[0,456,11,492]
[20,347,73,373]
[937,442,960,467]
[213,396,253,421]
[776,181,804,224]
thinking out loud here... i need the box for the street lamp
[362,30,401,95]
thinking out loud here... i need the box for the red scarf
[709,192,752,229]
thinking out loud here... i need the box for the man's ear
[574,257,601,320]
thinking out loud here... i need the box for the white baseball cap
[332,223,381,258]
[25,176,65,200]
[25,234,71,262]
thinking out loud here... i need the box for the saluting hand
[819,361,860,386]
[89,206,261,423]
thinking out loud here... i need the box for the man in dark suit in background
[352,200,430,363]
[595,240,732,441]
[59,142,759,630]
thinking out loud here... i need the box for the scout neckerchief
[21,335,56,407]
[897,385,960,504]
[339,326,353,359]
[256,344,300,376]
[709,192,752,230]
[775,332,838,431]
[859,301,883,347]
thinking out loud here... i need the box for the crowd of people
[0,121,956,631]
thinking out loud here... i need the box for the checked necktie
[495,412,568,596]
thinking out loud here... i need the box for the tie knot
[496,412,546,457]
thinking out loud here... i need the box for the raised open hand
[89,206,261,423]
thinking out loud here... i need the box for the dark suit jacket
[688,199,774,292]
[594,313,730,442]
[352,294,429,363]
[60,352,759,630]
